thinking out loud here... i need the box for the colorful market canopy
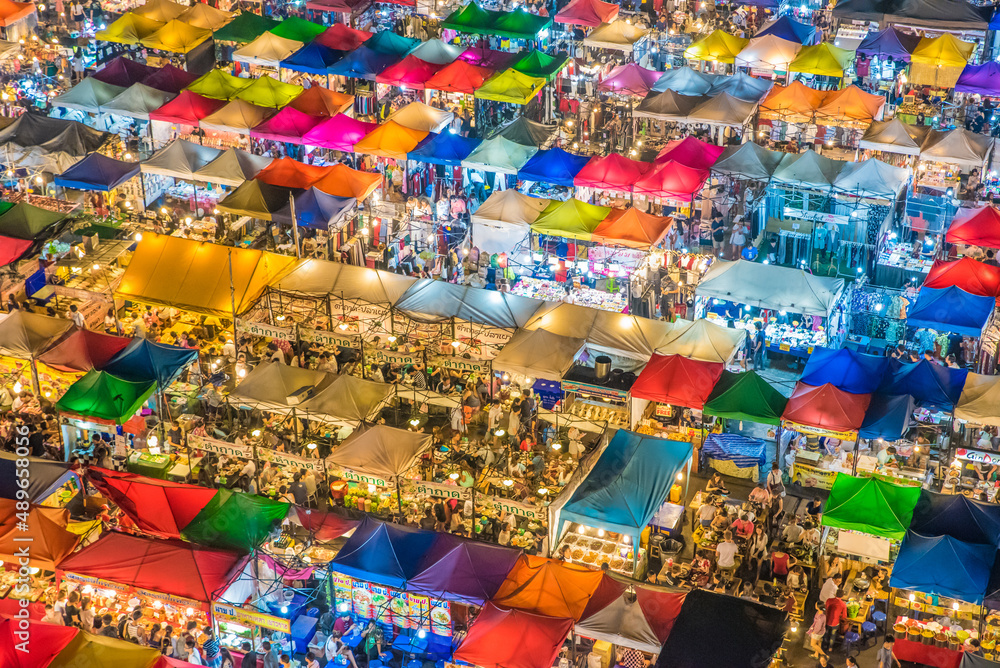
[598,63,664,97]
[555,0,618,26]
[271,187,356,229]
[685,92,757,127]
[788,42,855,76]
[531,198,610,241]
[463,135,539,174]
[471,189,550,227]
[328,517,437,589]
[443,2,500,34]
[0,311,73,358]
[186,69,253,100]
[630,354,725,408]
[408,39,464,65]
[178,2,234,29]
[816,85,885,122]
[799,347,889,394]
[200,100,275,135]
[857,26,921,61]
[141,139,222,180]
[303,113,377,152]
[772,149,845,189]
[139,19,213,53]
[0,237,30,268]
[52,78,126,113]
[907,286,994,337]
[281,42,347,74]
[366,30,419,56]
[92,56,157,88]
[576,586,684,654]
[101,338,198,388]
[475,68,546,105]
[47,631,161,668]
[213,11,280,43]
[591,207,673,249]
[911,33,974,67]
[734,35,801,70]
[116,233,296,316]
[492,554,614,619]
[96,13,165,44]
[947,206,1000,247]
[268,16,326,42]
[0,618,76,667]
[920,128,993,169]
[354,120,429,159]
[194,147,273,186]
[655,136,726,170]
[492,329,584,382]
[298,374,394,425]
[271,257,416,304]
[859,393,917,441]
[924,257,1000,296]
[376,54,446,89]
[328,424,432,479]
[910,490,1000,546]
[519,148,590,187]
[712,141,784,180]
[652,66,718,95]
[891,532,994,603]
[0,452,74,503]
[425,59,494,94]
[512,51,568,81]
[492,115,558,147]
[956,61,1000,96]
[834,159,908,199]
[756,15,816,43]
[250,107,324,143]
[314,23,372,51]
[858,117,928,156]
[36,329,130,374]
[782,382,871,435]
[584,21,649,51]
[233,32,304,67]
[633,160,708,199]
[181,488,290,552]
[55,370,155,424]
[385,101,454,132]
[312,164,382,199]
[58,532,245,605]
[761,80,828,120]
[654,318,744,364]
[289,86,354,116]
[230,362,334,413]
[635,89,708,121]
[878,358,969,410]
[393,279,543,328]
[148,90,226,125]
[684,30,749,64]
[103,82,177,120]
[55,153,140,191]
[558,430,692,543]
[0,203,66,240]
[821,474,921,540]
[0,501,77,570]
[235,76,303,108]
[574,153,651,191]
[524,303,678,360]
[454,603,575,668]
[703,370,788,425]
[710,71,773,101]
[133,0,186,22]
[407,131,481,165]
[495,8,552,39]
[218,179,299,219]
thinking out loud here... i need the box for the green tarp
[186,69,253,100]
[443,2,497,34]
[496,9,552,39]
[821,474,921,541]
[214,11,280,43]
[55,371,155,424]
[268,16,326,42]
[703,370,788,425]
[512,50,568,81]
[0,203,67,240]
[530,198,611,241]
[443,4,550,39]
[181,488,290,552]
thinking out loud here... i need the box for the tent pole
[291,407,300,449]
[396,474,403,519]
[228,250,242,364]
[290,192,301,259]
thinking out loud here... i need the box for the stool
[842,631,861,657]
[861,622,878,649]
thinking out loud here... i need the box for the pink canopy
[634,160,708,199]
[555,0,619,26]
[250,107,325,143]
[303,113,378,152]
[655,136,726,170]
[574,153,652,192]
[599,63,663,97]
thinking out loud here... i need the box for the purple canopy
[856,26,921,62]
[956,61,1000,96]
[92,57,158,88]
[599,63,664,97]
[458,46,520,70]
[143,64,199,94]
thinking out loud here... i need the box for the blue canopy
[365,31,419,56]
[878,359,968,410]
[859,393,916,441]
[280,43,346,74]
[756,16,817,44]
[55,153,140,192]
[271,187,356,229]
[907,286,994,337]
[910,490,1000,546]
[407,131,481,166]
[329,517,437,589]
[518,147,591,187]
[800,347,889,395]
[890,532,994,604]
[328,46,397,80]
[558,430,692,543]
[102,338,199,388]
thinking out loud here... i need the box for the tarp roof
[201,99,276,135]
[37,329,130,374]
[139,19,213,54]
[857,25,921,61]
[52,78,126,113]
[709,71,773,101]
[655,589,788,668]
[495,8,552,39]
[55,153,140,191]
[385,100,454,133]
[213,11,280,43]
[492,554,615,619]
[376,54,446,89]
[0,618,76,667]
[782,382,871,435]
[735,35,801,69]
[312,163,382,200]
[920,127,992,168]
[525,303,678,359]
[148,90,226,126]
[101,338,198,388]
[366,30,419,56]
[102,82,177,121]
[0,311,73,358]
[354,120,429,160]
[598,62,664,97]
[193,147,272,187]
[584,21,650,52]
[288,85,354,116]
[907,286,994,337]
[510,51,567,84]
[684,30,749,63]
[0,236,29,268]
[0,113,110,157]
[891,532,994,603]
[956,61,1000,96]
[654,318,744,363]
[760,80,825,120]
[407,131,481,165]
[55,371,156,424]
[233,32,304,68]
[555,0,618,25]
[235,76,303,108]
[652,66,719,94]
[712,141,784,180]
[279,39,345,73]
[816,85,885,122]
[93,56,157,88]
[948,206,1000,247]
[858,117,928,155]
[327,424,432,479]
[394,278,543,328]
[443,2,496,33]
[574,153,652,191]
[425,59,494,94]
[656,136,726,170]
[0,452,74,503]
[297,374,393,424]
[181,488,290,552]
[800,346,889,394]
[217,179,299,220]
[408,38,464,65]
[87,467,215,540]
[531,198,611,241]
[519,147,590,186]
[459,46,519,70]
[592,207,673,249]
[0,501,77,570]
[0,203,66,240]
[133,0,186,22]
[757,15,816,43]
[475,68,546,105]
[924,257,1000,297]
[186,69,253,100]
[229,361,334,413]
[406,533,522,605]
[491,115,558,147]
[956,373,1000,427]
[178,1,233,29]
[96,12,164,44]
[116,233,296,316]
[772,149,846,189]
[493,329,584,381]
[911,33,974,67]
[303,113,377,152]
[463,135,539,174]
[271,187,355,229]
[560,430,692,541]
[789,42,855,76]
[878,358,969,409]
[271,257,417,303]
[833,0,988,30]
[911,489,1000,546]
[685,91,758,127]
[471,189,550,226]
[631,354,725,408]
[268,16,326,42]
[454,603,575,668]
[329,517,438,589]
[314,23,372,50]
[0,0,32,25]
[47,631,161,668]
[635,89,708,120]
[703,370,788,425]
[58,532,245,605]
[822,474,921,540]
[249,106,324,143]
[859,393,916,441]
[634,160,708,199]
[576,585,684,654]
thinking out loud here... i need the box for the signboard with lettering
[299,327,360,349]
[236,319,296,342]
[63,572,130,593]
[432,356,488,374]
[188,434,252,458]
[482,496,545,521]
[406,480,469,500]
[454,322,513,346]
[258,447,323,473]
[562,380,628,401]
[337,469,390,488]
[137,589,205,611]
[330,301,390,322]
[369,348,421,366]
[211,602,291,633]
[955,448,1000,465]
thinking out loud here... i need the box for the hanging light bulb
[538,488,548,495]
[12,381,21,393]
[449,472,459,480]
[307,442,317,449]
[676,472,684,481]
[502,479,514,487]
[252,429,261,437]
[410,417,420,426]
[134,232,142,241]
[338,322,349,331]
[494,429,505,437]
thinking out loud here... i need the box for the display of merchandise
[878,241,935,274]
[559,528,644,576]
[511,277,627,313]
[764,321,827,350]
[565,397,629,427]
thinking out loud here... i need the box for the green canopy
[512,50,568,81]
[186,69,253,100]
[212,11,280,44]
[268,16,326,42]
[442,2,498,34]
[821,474,921,541]
[703,370,788,425]
[55,371,155,424]
[181,488,290,552]
[530,198,611,241]
[0,203,67,240]
[475,69,546,105]
[235,76,303,108]
[496,9,552,39]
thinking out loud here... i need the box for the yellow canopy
[95,13,164,45]
[353,120,429,160]
[132,0,186,22]
[474,68,546,105]
[910,33,974,68]
[788,43,855,77]
[139,19,212,53]
[684,30,749,64]
[178,2,234,30]
[116,233,297,317]
[234,75,304,108]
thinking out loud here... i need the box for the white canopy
[470,190,549,255]
[193,147,273,186]
[655,318,745,363]
[394,279,544,329]
[734,35,801,70]
[524,303,682,359]
[385,101,455,133]
[492,329,585,381]
[272,258,417,304]
[583,21,649,51]
[326,424,433,478]
[696,260,845,317]
[955,373,1000,426]
[834,159,909,200]
[919,128,992,169]
[408,39,464,64]
[233,32,304,68]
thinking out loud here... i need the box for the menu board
[336,575,452,636]
[409,593,430,634]
[430,599,451,637]
[333,573,352,611]
[369,583,393,624]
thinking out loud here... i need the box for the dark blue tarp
[701,433,766,470]
[856,26,921,62]
[280,43,347,74]
[271,187,356,229]
[0,452,75,502]
[800,347,889,395]
[859,393,916,441]
[55,153,141,192]
[878,359,969,410]
[755,16,817,44]
[910,490,1000,546]
[907,286,994,337]
[407,132,481,166]
[890,532,994,604]
[327,46,397,80]
[365,31,419,56]
[103,338,199,388]
[559,431,692,543]
[518,147,591,187]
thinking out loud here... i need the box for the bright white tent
[492,329,585,381]
[695,260,846,317]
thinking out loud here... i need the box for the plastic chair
[871,610,887,633]
[369,661,384,668]
[861,622,878,649]
[842,631,861,657]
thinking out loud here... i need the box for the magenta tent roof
[149,90,225,125]
[375,55,445,89]
[555,0,619,26]
[303,113,377,151]
[459,46,520,70]
[599,63,663,97]
[574,153,652,191]
[655,136,726,170]
[250,107,325,143]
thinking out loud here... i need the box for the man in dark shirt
[28,424,46,458]
[240,641,258,668]
[98,614,118,638]
[419,507,437,530]
[289,473,309,506]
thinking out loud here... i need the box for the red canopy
[376,55,446,90]
[152,656,205,668]
[634,160,708,199]
[946,206,1000,248]
[0,236,30,267]
[630,354,724,409]
[574,153,652,192]
[655,136,726,170]
[0,618,77,668]
[782,382,871,435]
[37,330,132,373]
[255,157,333,189]
[58,532,245,606]
[314,23,372,50]
[924,257,1000,297]
[86,467,216,539]
[454,603,575,668]
[555,0,619,26]
[426,60,494,94]
[294,506,359,541]
[149,90,225,125]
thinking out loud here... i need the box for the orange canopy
[492,554,619,620]
[353,120,429,160]
[592,207,673,249]
[0,0,34,25]
[0,501,78,570]
[288,86,355,117]
[760,80,825,119]
[313,163,383,200]
[255,157,333,188]
[816,85,884,122]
